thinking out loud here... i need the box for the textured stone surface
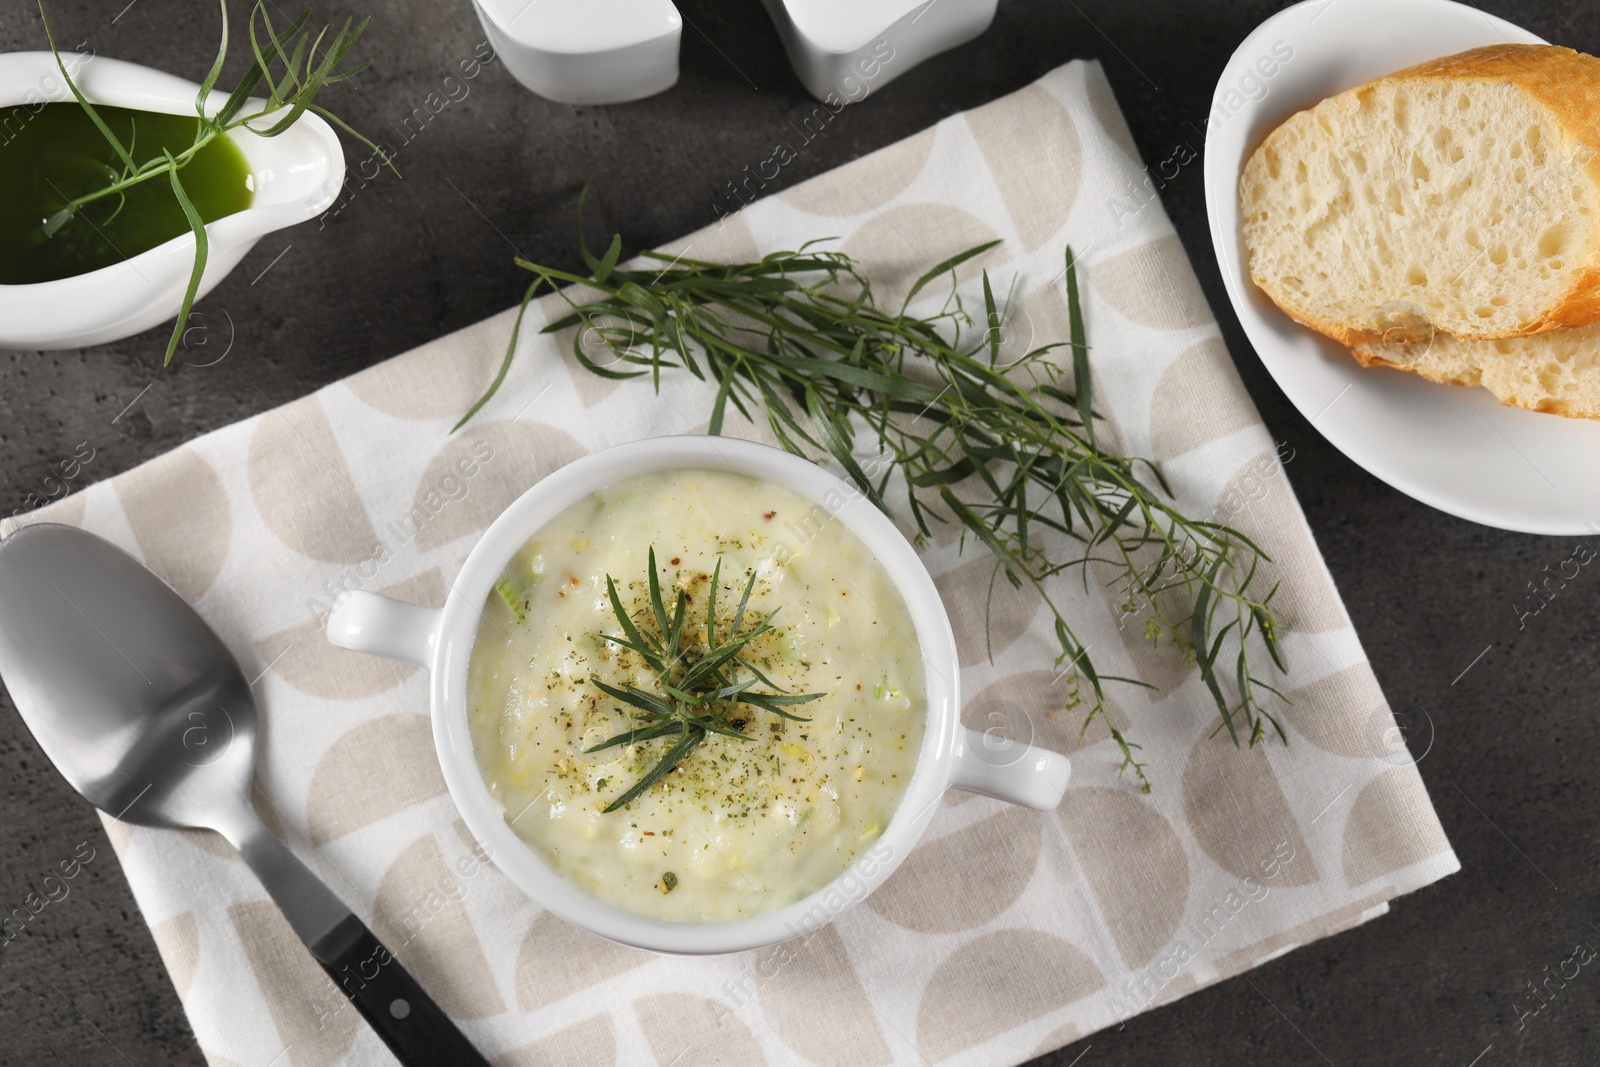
[0,1,1596,1064]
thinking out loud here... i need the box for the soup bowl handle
[327,592,440,667]
[949,727,1071,811]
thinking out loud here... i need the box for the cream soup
[466,470,926,922]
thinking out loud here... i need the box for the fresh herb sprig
[585,550,824,812]
[38,0,394,364]
[469,196,1288,790]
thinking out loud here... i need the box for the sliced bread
[1240,45,1600,346]
[1350,325,1600,419]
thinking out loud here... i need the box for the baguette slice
[1241,44,1600,346]
[1350,325,1600,419]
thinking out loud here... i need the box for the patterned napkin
[4,61,1457,1067]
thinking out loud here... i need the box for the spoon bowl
[0,523,257,829]
[0,524,489,1067]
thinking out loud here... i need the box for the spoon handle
[223,807,490,1066]
[310,914,492,1066]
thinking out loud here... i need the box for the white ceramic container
[0,52,344,352]
[1201,0,1600,535]
[759,0,997,101]
[470,0,680,106]
[327,435,1071,954]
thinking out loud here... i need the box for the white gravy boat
[0,52,344,351]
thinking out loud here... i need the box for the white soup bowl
[327,435,1071,955]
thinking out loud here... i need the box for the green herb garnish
[586,550,824,812]
[38,0,394,364]
[661,871,678,892]
[469,194,1289,790]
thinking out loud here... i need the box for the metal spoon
[0,524,489,1066]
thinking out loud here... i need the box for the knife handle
[310,914,491,1067]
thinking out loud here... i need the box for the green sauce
[0,103,253,285]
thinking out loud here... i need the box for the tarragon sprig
[464,192,1290,791]
[586,550,824,812]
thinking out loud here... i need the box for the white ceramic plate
[1203,0,1600,536]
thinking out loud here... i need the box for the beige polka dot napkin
[4,61,1457,1066]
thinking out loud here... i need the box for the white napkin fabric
[4,60,1456,1067]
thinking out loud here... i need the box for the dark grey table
[3,1,1597,1064]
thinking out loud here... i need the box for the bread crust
[1243,44,1600,346]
